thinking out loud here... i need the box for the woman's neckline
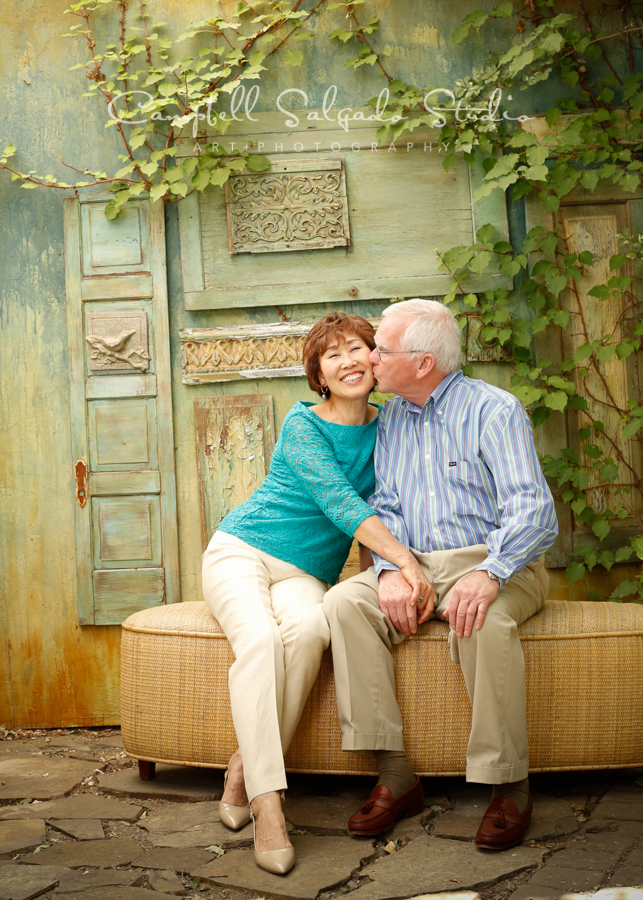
[300,400,380,427]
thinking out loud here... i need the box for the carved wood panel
[194,395,275,551]
[85,309,150,372]
[225,158,350,254]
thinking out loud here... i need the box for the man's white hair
[381,298,462,374]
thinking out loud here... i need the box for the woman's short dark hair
[302,312,376,397]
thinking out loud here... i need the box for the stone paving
[0,727,641,900]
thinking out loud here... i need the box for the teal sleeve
[280,414,376,538]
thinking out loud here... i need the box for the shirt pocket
[445,459,492,518]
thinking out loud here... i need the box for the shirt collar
[402,369,464,416]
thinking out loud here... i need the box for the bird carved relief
[85,329,151,372]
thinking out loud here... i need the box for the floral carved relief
[224,159,350,254]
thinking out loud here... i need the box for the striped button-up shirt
[369,370,558,587]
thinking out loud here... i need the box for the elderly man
[323,298,558,850]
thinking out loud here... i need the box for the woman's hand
[378,565,435,635]
[399,558,435,621]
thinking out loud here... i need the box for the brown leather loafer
[348,776,424,836]
[475,794,532,850]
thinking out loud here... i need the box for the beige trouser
[202,531,330,802]
[323,544,549,784]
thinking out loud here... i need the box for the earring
[321,386,329,398]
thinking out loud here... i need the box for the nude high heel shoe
[219,769,251,831]
[250,809,296,875]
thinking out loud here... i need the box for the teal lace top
[217,400,380,584]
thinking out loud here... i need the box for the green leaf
[189,169,209,191]
[513,385,543,406]
[544,268,567,297]
[609,253,626,270]
[550,309,570,328]
[531,406,550,428]
[622,418,643,437]
[245,154,271,173]
[565,562,586,584]
[592,519,611,541]
[285,50,303,67]
[601,461,618,484]
[523,165,549,182]
[545,107,561,128]
[525,145,549,168]
[209,166,230,187]
[544,390,568,413]
[615,546,633,562]
[483,153,519,181]
[451,23,472,45]
[610,580,639,599]
[580,170,599,192]
[149,182,168,202]
[329,28,354,42]
[104,199,120,220]
[596,345,614,362]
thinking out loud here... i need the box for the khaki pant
[323,545,549,784]
[202,531,330,801]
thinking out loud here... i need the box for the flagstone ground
[0,727,640,900]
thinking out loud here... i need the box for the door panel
[92,496,161,567]
[559,203,642,533]
[93,569,165,625]
[89,399,157,470]
[81,201,151,275]
[194,395,275,552]
[527,185,643,563]
[64,193,179,624]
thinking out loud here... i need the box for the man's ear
[416,353,436,378]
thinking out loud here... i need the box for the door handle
[74,459,88,508]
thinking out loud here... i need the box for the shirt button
[424,422,429,427]
[425,454,430,460]
[430,491,435,497]
[437,411,443,416]
[433,528,438,534]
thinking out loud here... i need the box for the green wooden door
[529,183,643,566]
[64,193,179,625]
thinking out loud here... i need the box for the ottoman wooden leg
[138,760,156,780]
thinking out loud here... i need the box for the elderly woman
[201,312,432,876]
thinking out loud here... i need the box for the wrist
[478,569,502,591]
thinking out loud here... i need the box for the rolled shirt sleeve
[476,403,558,588]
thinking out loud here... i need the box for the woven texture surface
[121,600,643,776]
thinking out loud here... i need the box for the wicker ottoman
[121,599,643,779]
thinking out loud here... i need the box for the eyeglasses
[373,345,424,361]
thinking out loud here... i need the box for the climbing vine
[2,0,643,599]
[375,1,643,600]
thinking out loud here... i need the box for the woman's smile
[341,370,365,384]
[318,333,376,399]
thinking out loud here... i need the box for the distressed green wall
[0,0,633,726]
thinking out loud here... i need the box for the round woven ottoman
[121,599,643,779]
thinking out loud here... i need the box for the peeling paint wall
[0,0,633,726]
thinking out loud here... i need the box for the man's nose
[368,348,379,365]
